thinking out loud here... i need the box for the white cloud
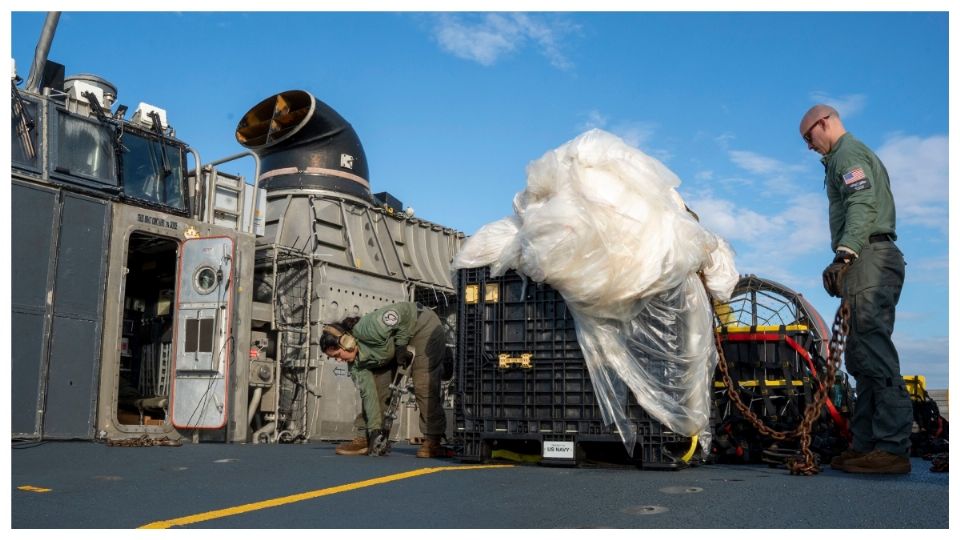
[727,150,809,196]
[715,176,754,190]
[432,13,578,69]
[685,192,830,285]
[893,335,948,389]
[714,132,736,148]
[729,150,785,175]
[580,112,669,161]
[615,122,658,149]
[903,255,948,287]
[809,92,867,118]
[580,109,607,131]
[878,134,948,230]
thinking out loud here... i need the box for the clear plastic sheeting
[452,129,739,454]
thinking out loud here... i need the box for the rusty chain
[714,300,851,476]
[105,434,182,447]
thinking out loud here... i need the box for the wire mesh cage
[711,275,852,465]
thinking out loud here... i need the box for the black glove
[394,346,413,368]
[822,251,854,298]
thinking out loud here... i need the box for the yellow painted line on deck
[139,464,514,529]
[18,485,52,493]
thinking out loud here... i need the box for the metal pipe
[247,387,263,426]
[301,257,312,435]
[25,12,61,93]
[186,148,203,220]
[252,421,276,444]
[207,165,218,223]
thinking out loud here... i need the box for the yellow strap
[680,435,699,463]
[716,324,809,332]
[714,380,805,388]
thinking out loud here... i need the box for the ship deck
[10,440,949,529]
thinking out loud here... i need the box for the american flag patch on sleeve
[843,167,866,184]
[842,167,871,191]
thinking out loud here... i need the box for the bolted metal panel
[11,311,46,437]
[11,181,58,438]
[304,266,409,440]
[11,181,59,437]
[42,192,110,439]
[368,211,405,278]
[43,317,101,438]
[54,193,111,318]
[11,182,57,308]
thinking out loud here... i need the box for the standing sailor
[799,104,912,474]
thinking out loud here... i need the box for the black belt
[869,233,895,243]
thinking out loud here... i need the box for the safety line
[17,485,52,493]
[138,464,514,529]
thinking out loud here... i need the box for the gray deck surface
[10,440,949,529]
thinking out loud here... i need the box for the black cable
[12,440,48,450]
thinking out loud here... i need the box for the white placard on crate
[542,440,575,460]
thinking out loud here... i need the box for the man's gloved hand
[822,250,855,298]
[394,346,413,368]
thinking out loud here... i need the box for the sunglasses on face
[803,115,830,143]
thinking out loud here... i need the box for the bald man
[799,104,912,474]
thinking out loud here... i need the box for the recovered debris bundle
[452,129,738,452]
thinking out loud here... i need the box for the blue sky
[8,9,951,388]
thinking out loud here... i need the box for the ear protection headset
[323,325,357,352]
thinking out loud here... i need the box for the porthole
[193,266,219,294]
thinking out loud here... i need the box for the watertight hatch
[170,236,234,429]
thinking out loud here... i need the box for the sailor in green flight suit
[321,302,447,458]
[799,104,912,474]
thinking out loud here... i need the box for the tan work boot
[830,449,865,470]
[335,436,369,456]
[842,450,911,474]
[416,436,445,458]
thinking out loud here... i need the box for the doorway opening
[116,232,179,426]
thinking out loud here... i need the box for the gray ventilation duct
[235,90,371,202]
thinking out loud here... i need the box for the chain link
[714,301,850,476]
[105,434,182,447]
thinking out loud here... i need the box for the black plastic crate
[455,430,694,469]
[455,267,692,468]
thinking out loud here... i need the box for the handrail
[193,151,262,232]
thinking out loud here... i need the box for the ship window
[193,267,219,295]
[55,112,118,185]
[184,318,215,353]
[121,133,187,211]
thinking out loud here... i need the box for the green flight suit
[348,302,446,437]
[821,133,912,457]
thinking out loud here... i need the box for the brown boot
[416,436,445,458]
[830,449,865,470]
[335,436,369,456]
[842,450,911,474]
